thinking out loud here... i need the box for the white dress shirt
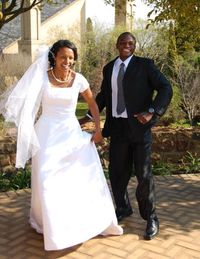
[111,55,133,118]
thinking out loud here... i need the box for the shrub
[0,167,31,192]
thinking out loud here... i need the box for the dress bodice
[41,72,89,118]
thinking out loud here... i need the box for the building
[1,0,134,63]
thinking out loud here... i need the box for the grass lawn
[76,100,88,118]
[76,100,105,120]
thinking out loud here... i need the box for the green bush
[178,151,200,174]
[0,168,31,192]
[152,152,200,175]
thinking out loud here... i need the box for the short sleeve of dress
[77,73,89,93]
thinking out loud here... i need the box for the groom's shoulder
[134,55,153,64]
[104,57,118,70]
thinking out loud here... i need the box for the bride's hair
[48,40,78,67]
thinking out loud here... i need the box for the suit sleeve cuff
[86,113,94,121]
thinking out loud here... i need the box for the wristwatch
[148,108,155,114]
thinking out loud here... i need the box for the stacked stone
[0,135,16,173]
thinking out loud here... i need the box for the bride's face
[55,47,75,72]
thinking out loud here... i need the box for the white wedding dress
[30,72,123,251]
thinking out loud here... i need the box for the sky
[86,0,152,27]
[134,0,152,20]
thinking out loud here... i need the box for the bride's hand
[91,131,103,143]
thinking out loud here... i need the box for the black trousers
[109,118,156,221]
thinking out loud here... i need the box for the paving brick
[160,237,176,248]
[142,243,165,254]
[26,256,44,259]
[177,240,200,251]
[118,234,136,244]
[106,247,128,257]
[106,256,122,259]
[143,251,170,259]
[0,174,200,258]
[27,239,45,248]
[6,244,26,256]
[126,249,146,258]
[90,253,108,259]
[100,239,123,248]
[25,247,46,256]
[8,236,27,246]
[67,251,91,259]
[81,244,105,256]
[165,245,182,257]
[0,238,8,245]
[181,247,200,258]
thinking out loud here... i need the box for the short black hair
[48,40,78,67]
[116,32,136,44]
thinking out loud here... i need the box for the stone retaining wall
[0,135,16,173]
[0,127,200,173]
[151,127,200,163]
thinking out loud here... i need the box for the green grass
[76,100,106,120]
[76,101,88,118]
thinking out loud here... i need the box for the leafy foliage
[152,152,200,175]
[178,152,200,174]
[144,0,200,53]
[0,168,31,192]
[80,24,126,96]
[170,55,200,126]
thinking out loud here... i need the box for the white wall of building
[3,0,116,55]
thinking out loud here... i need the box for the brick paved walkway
[0,174,200,259]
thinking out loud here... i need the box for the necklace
[51,68,72,84]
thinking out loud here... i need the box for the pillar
[115,0,134,31]
[18,0,42,63]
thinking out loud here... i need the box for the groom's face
[116,35,136,61]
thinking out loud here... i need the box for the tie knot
[120,62,125,68]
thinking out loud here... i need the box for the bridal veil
[0,47,49,168]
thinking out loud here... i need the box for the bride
[0,40,123,250]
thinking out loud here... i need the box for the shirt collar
[116,55,133,68]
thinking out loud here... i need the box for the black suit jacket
[95,55,173,138]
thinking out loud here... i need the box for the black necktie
[117,62,125,114]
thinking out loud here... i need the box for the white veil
[0,46,49,168]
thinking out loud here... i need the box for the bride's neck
[54,68,69,78]
[51,68,72,84]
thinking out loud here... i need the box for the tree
[144,0,200,53]
[170,57,200,126]
[134,20,169,72]
[0,0,68,30]
[81,25,121,96]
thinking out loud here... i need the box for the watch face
[148,108,155,114]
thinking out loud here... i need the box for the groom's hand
[134,112,153,124]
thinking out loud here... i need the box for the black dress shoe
[144,217,159,240]
[115,207,133,222]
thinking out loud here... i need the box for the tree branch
[0,0,44,29]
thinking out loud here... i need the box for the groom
[81,32,173,240]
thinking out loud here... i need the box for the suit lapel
[124,55,137,79]
[106,59,116,93]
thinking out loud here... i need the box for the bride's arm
[81,88,103,144]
